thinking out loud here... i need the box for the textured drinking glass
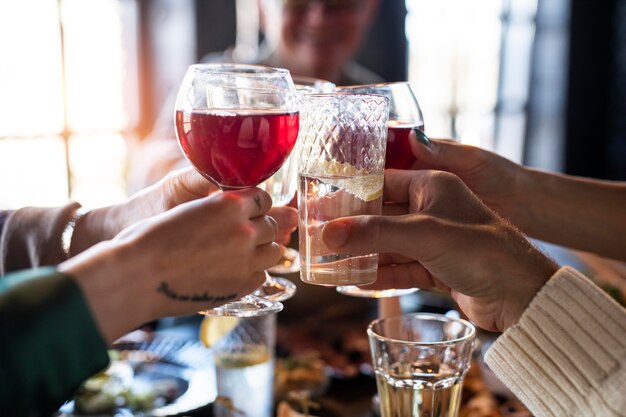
[337,82,424,169]
[297,92,390,286]
[334,82,424,298]
[213,314,277,417]
[368,313,476,417]
[260,76,336,277]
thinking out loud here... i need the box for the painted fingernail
[413,128,430,146]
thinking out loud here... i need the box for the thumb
[322,214,432,259]
[409,134,472,174]
[165,167,219,204]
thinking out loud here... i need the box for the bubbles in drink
[298,173,382,286]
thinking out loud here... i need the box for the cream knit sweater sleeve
[485,266,626,417]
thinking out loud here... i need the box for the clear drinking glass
[368,313,476,417]
[174,63,300,316]
[334,82,424,298]
[213,314,277,417]
[297,92,390,286]
[261,76,336,277]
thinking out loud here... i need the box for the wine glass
[175,63,300,316]
[334,82,424,298]
[292,74,336,93]
[255,152,299,300]
[260,77,337,277]
[259,153,300,278]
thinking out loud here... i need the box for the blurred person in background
[255,0,383,86]
[129,0,383,191]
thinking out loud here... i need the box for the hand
[321,170,558,333]
[409,134,528,228]
[60,188,282,343]
[74,167,297,250]
[270,205,298,245]
[72,167,220,254]
[409,135,626,261]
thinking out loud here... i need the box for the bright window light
[406,0,503,150]
[0,0,130,210]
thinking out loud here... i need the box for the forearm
[485,266,626,417]
[516,168,626,261]
[0,203,81,275]
[0,203,124,273]
[59,240,152,344]
[70,182,167,256]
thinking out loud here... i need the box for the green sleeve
[0,267,110,416]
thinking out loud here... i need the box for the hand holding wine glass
[174,63,300,316]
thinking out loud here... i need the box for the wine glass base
[199,295,283,317]
[266,246,300,274]
[336,286,419,298]
[254,276,297,302]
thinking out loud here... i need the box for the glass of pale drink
[211,314,276,417]
[368,313,476,417]
[296,92,390,286]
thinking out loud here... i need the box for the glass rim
[303,91,390,103]
[367,312,476,346]
[292,74,335,86]
[335,81,413,90]
[188,63,292,77]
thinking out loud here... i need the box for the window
[406,0,539,163]
[0,0,136,209]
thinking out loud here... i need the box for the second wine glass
[260,76,337,276]
[175,63,300,316]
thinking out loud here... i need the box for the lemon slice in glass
[333,175,383,202]
[199,316,240,347]
[314,161,383,202]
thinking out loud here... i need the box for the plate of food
[57,333,215,416]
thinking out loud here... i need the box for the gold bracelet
[61,206,87,259]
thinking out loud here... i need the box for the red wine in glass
[386,122,425,170]
[176,110,299,188]
[174,63,301,316]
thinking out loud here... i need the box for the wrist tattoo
[157,282,237,303]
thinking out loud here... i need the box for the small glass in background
[368,313,476,417]
[212,313,277,417]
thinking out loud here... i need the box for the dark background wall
[193,0,408,82]
[564,0,626,180]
